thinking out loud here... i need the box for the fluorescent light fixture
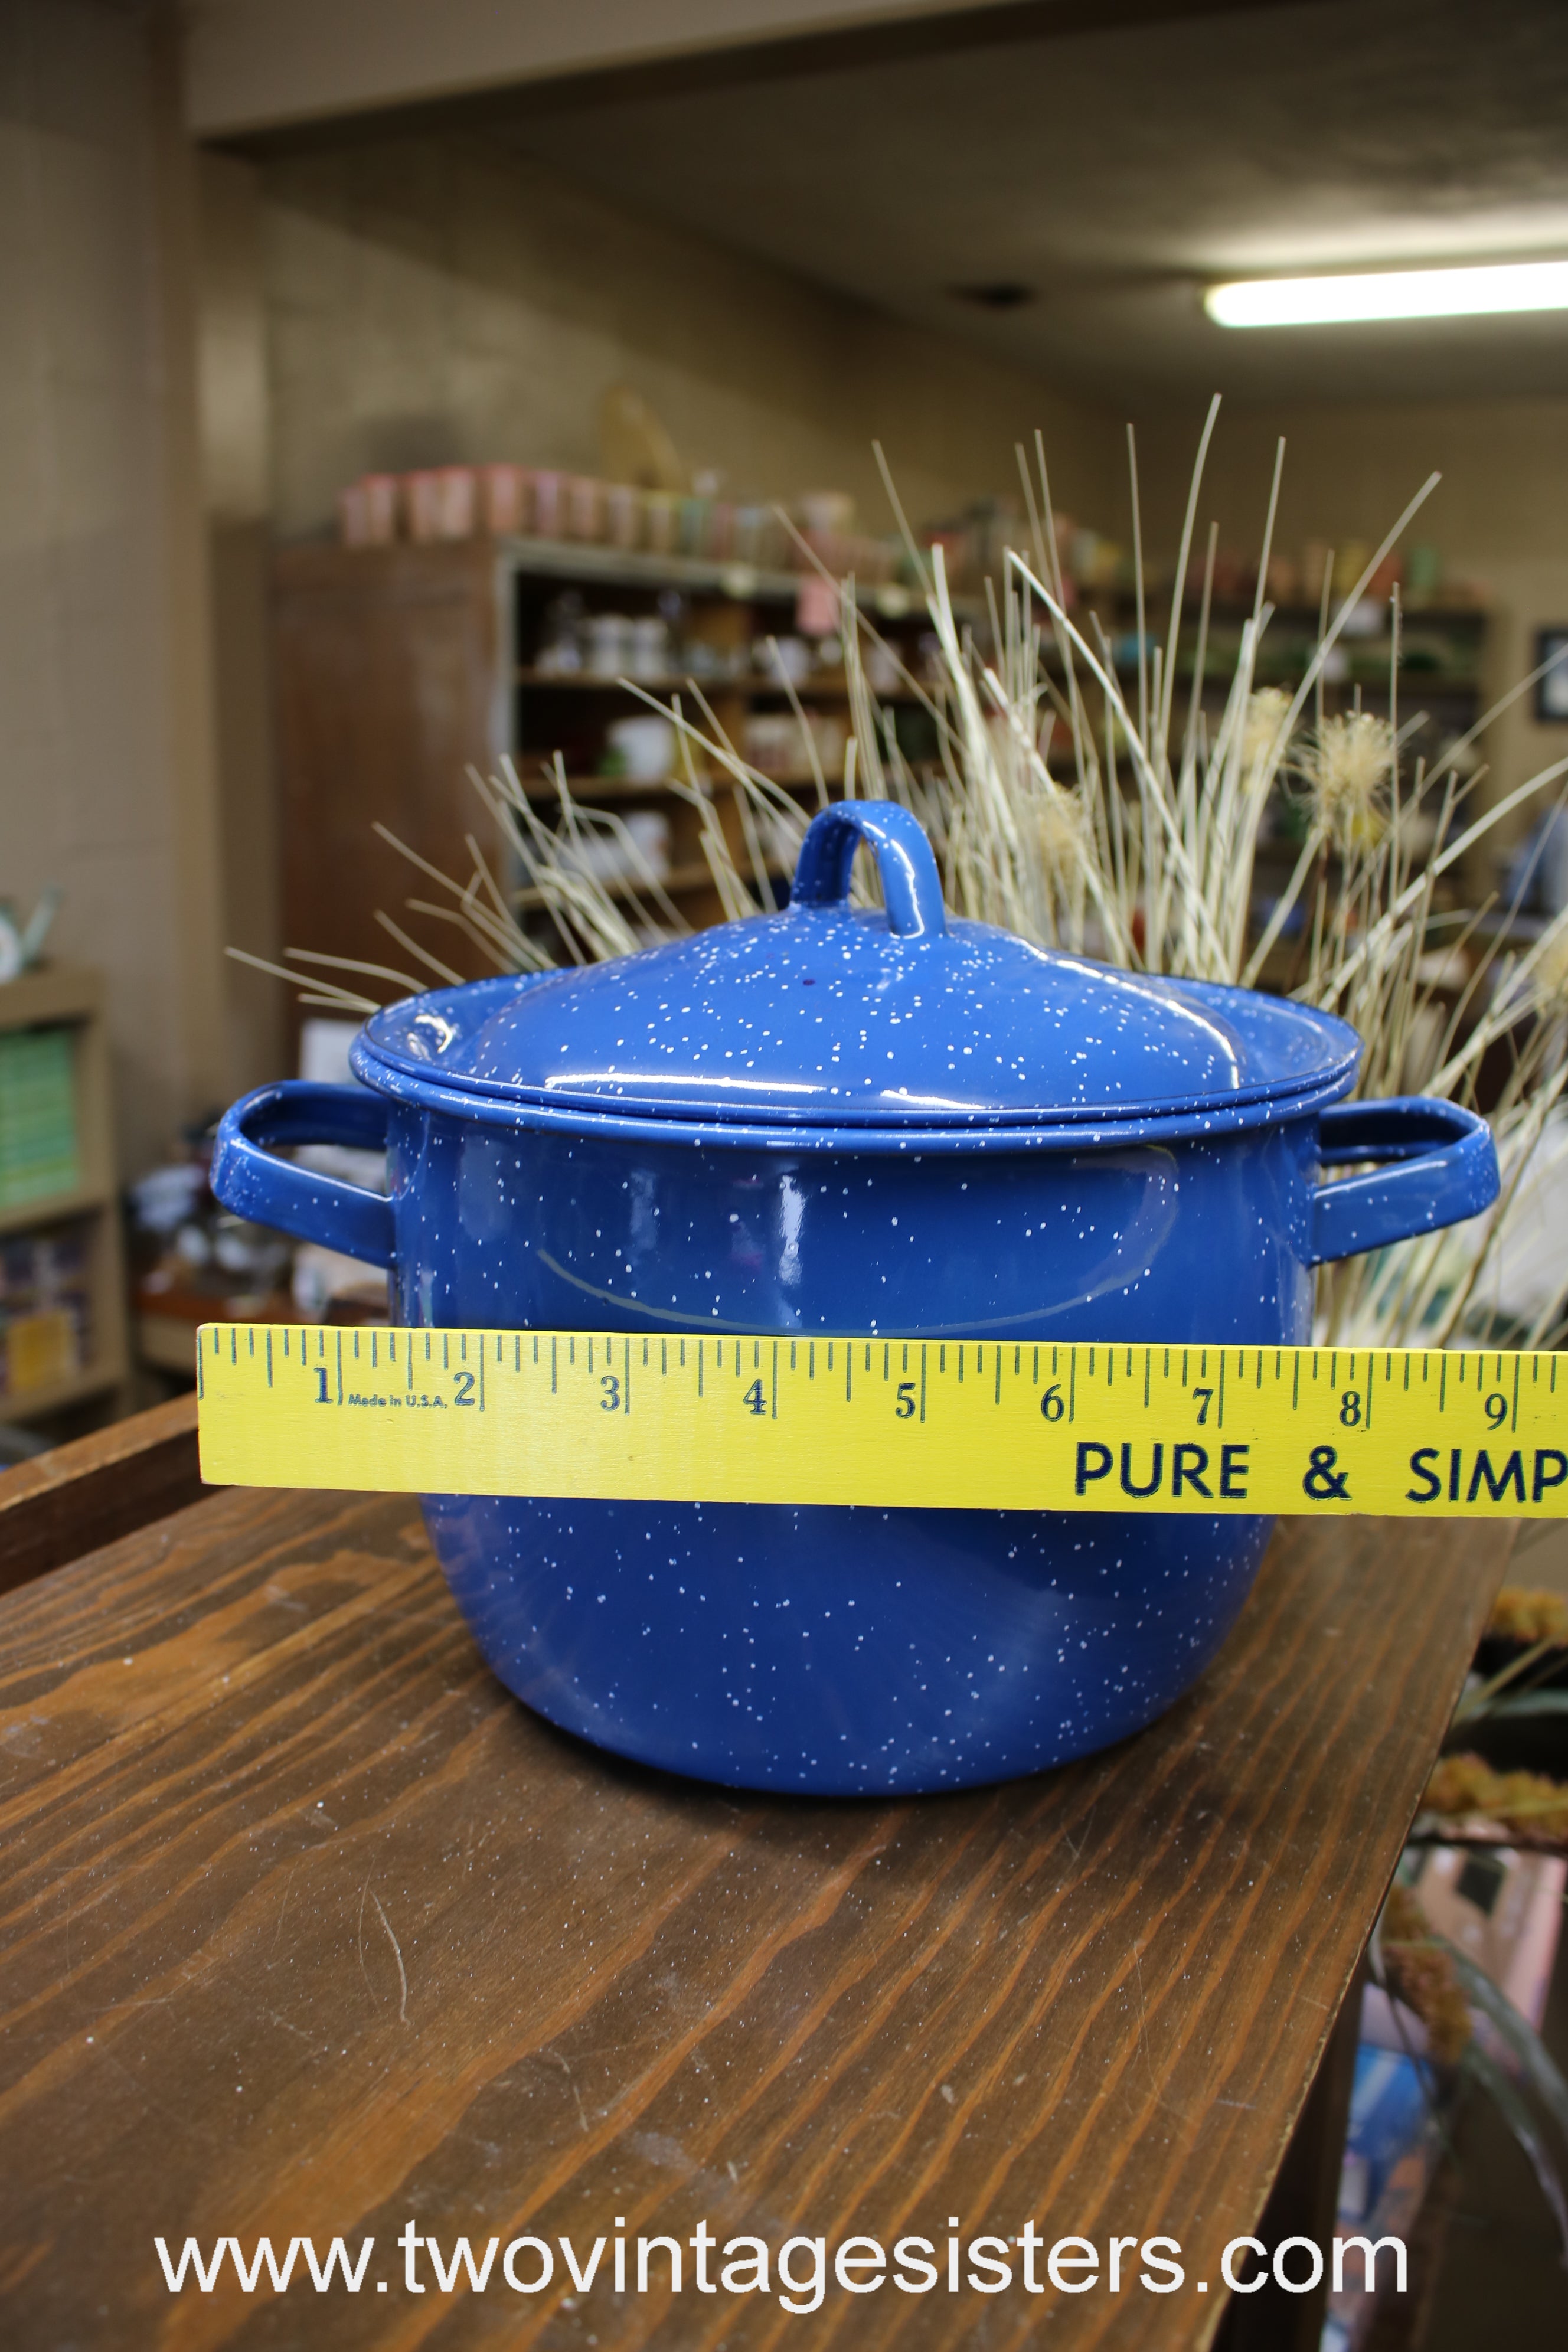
[1206,259,1568,329]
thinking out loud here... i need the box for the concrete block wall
[0,0,229,1178]
[256,135,1123,544]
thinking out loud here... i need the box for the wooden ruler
[195,1324,1568,1517]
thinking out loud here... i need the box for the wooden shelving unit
[0,965,128,1424]
[518,770,831,806]
[1052,591,1495,927]
[515,666,921,701]
[1086,595,1490,720]
[272,537,1491,992]
[515,861,721,910]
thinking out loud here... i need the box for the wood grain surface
[0,1485,1510,2350]
[0,1392,200,1598]
[273,541,504,1007]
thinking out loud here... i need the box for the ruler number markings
[198,1328,1568,1519]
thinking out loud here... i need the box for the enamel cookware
[213,802,1497,1792]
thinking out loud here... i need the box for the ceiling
[490,0,1568,405]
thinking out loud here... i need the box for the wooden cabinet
[0,965,128,1423]
[274,540,508,992]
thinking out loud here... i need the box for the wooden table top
[0,1482,1508,2349]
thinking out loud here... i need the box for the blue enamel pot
[213,802,1497,1794]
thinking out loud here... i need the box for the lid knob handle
[789,800,948,940]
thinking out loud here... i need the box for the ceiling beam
[188,0,1302,150]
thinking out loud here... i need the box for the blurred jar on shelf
[605,482,643,550]
[626,615,671,680]
[534,590,586,674]
[677,496,712,557]
[742,708,846,782]
[566,475,607,543]
[525,812,671,887]
[585,612,633,677]
[482,463,531,536]
[605,714,676,781]
[531,468,568,538]
[733,505,783,569]
[337,473,400,546]
[865,639,904,697]
[643,491,679,556]
[795,574,839,639]
[404,466,477,541]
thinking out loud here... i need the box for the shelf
[1,1360,120,1422]
[517,667,922,703]
[0,965,100,1030]
[747,675,921,704]
[1270,679,1480,700]
[494,534,943,616]
[517,771,685,803]
[1135,596,1488,629]
[500,534,806,602]
[1261,600,1486,629]
[517,861,796,907]
[516,861,723,907]
[518,772,835,805]
[0,1185,111,1240]
[136,1313,199,1378]
[0,964,128,1414]
[282,531,949,616]
[1036,648,1479,690]
[518,667,739,692]
[135,1302,295,1379]
[133,1285,389,1381]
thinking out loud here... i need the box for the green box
[0,1026,80,1210]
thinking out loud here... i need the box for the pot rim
[351,1034,1358,1154]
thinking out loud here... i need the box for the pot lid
[357,802,1358,1132]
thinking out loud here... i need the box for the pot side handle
[210,1081,394,1270]
[1305,1096,1498,1267]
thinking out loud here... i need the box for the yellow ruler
[196,1324,1568,1518]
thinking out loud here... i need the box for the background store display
[0,966,126,1426]
[1534,629,1568,723]
[0,1026,79,1211]
[126,1018,388,1378]
[332,453,1485,623]
[0,1221,91,1403]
